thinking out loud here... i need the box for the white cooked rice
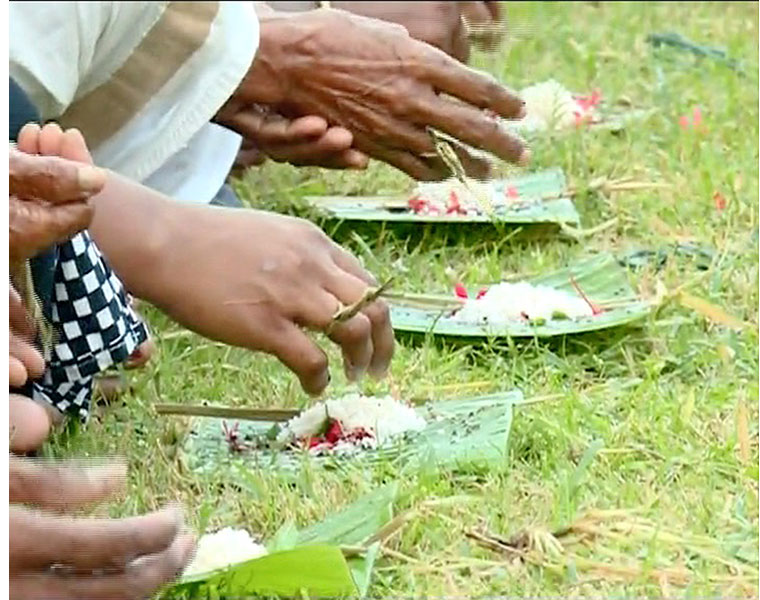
[510,79,596,133]
[278,393,427,452]
[184,527,267,577]
[450,281,594,325]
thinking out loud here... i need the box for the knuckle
[302,353,328,378]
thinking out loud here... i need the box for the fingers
[264,320,331,396]
[422,93,528,165]
[17,122,42,154]
[353,133,444,180]
[9,147,106,204]
[9,284,37,340]
[9,356,30,388]
[10,505,185,571]
[323,267,393,381]
[9,335,45,383]
[421,47,525,119]
[9,455,127,507]
[60,127,95,163]
[10,532,194,600]
[10,196,95,263]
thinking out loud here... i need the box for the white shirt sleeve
[9,1,258,199]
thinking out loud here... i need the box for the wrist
[230,10,329,107]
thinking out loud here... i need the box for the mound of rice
[512,80,598,132]
[184,527,267,577]
[277,393,427,455]
[450,281,594,325]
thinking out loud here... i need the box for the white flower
[450,281,594,325]
[184,528,267,578]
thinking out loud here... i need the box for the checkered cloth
[31,231,148,420]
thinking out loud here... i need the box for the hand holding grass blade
[327,277,395,335]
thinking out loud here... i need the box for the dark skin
[10,457,195,600]
[8,145,106,386]
[218,5,527,180]
[8,147,195,600]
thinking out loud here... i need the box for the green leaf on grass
[297,483,398,547]
[168,545,356,598]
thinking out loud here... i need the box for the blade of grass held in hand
[327,277,395,333]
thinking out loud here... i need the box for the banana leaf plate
[162,484,399,599]
[303,168,580,226]
[182,391,518,479]
[388,253,653,338]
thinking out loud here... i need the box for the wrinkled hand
[231,110,368,171]
[10,456,195,600]
[219,8,527,181]
[9,284,44,387]
[9,145,105,265]
[149,206,393,395]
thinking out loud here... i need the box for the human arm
[87,173,393,395]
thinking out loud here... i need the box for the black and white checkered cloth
[31,231,148,421]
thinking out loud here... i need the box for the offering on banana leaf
[276,394,427,456]
[504,79,649,135]
[450,280,599,326]
[408,177,534,216]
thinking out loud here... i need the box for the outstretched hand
[219,7,527,181]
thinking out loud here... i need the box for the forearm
[88,172,178,304]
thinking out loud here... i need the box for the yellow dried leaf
[678,292,746,330]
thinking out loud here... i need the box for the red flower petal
[506,186,519,199]
[408,195,428,213]
[713,191,727,211]
[679,115,690,130]
[476,287,489,300]
[454,283,469,299]
[693,106,703,127]
[325,419,344,444]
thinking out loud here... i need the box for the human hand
[230,109,369,171]
[147,206,393,395]
[219,8,527,181]
[9,456,195,600]
[9,284,45,388]
[9,141,104,265]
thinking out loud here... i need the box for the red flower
[476,287,488,300]
[324,419,344,444]
[679,106,705,132]
[446,190,466,215]
[454,283,469,299]
[713,191,727,212]
[505,186,519,200]
[408,195,428,214]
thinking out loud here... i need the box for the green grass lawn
[45,2,759,597]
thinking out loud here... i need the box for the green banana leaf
[164,545,356,599]
[183,391,518,479]
[389,253,652,338]
[162,485,399,599]
[303,168,580,226]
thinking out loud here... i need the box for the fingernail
[518,148,532,167]
[77,166,106,192]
